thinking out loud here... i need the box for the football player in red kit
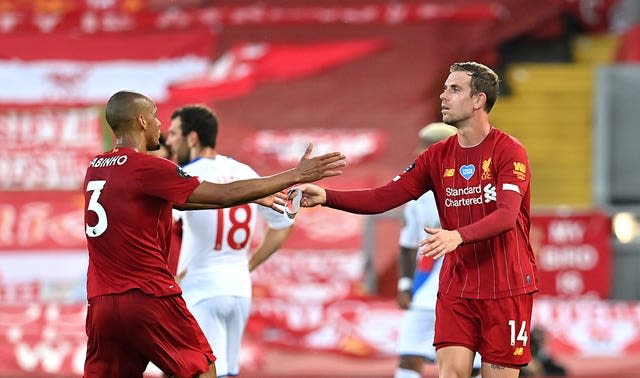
[296,62,538,378]
[82,90,345,378]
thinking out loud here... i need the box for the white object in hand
[285,188,302,219]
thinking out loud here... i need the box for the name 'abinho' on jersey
[89,155,128,168]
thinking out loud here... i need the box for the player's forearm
[457,190,521,243]
[249,226,294,271]
[397,246,417,279]
[173,203,223,210]
[188,170,298,207]
[325,181,414,214]
[177,197,279,211]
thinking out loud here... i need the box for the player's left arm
[173,203,224,210]
[320,154,432,214]
[176,192,287,212]
[248,225,294,271]
[421,141,530,258]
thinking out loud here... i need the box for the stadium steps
[491,32,618,207]
[572,33,619,65]
[490,63,595,207]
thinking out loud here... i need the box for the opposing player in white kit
[394,123,480,378]
[170,105,294,377]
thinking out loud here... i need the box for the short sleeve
[258,205,294,229]
[138,156,201,204]
[496,139,530,197]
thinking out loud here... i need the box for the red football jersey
[83,147,200,299]
[398,128,539,299]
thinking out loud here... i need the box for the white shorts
[396,307,481,368]
[187,296,251,377]
[396,308,437,360]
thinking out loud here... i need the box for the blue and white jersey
[398,191,442,310]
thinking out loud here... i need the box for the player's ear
[473,92,486,110]
[187,130,198,148]
[138,114,147,129]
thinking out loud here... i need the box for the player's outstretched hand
[294,143,345,183]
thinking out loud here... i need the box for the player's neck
[196,147,218,159]
[113,134,141,151]
[457,121,492,148]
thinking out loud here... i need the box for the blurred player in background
[519,327,566,377]
[395,123,481,378]
[296,62,538,378]
[171,105,294,377]
[82,90,345,378]
[165,108,199,276]
[167,109,193,166]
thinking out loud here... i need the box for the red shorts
[434,292,534,368]
[84,290,215,378]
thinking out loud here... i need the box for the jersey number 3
[85,180,107,238]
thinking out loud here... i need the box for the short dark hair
[172,105,218,148]
[105,91,152,132]
[450,62,500,112]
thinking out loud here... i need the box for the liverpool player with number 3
[297,62,539,378]
[82,91,345,378]
[170,105,294,377]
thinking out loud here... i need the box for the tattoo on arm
[490,364,506,370]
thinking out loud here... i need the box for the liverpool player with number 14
[297,62,539,378]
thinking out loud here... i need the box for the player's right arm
[187,144,345,207]
[297,180,415,214]
[396,245,416,309]
[396,200,419,309]
[248,225,294,272]
[297,152,433,214]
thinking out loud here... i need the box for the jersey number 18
[214,205,253,251]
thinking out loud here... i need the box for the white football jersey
[398,191,442,310]
[176,156,293,305]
